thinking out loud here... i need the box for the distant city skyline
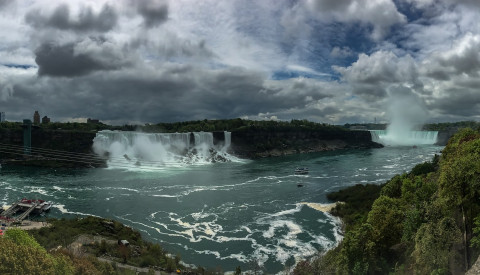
[1,0,480,125]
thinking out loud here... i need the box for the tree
[366,196,405,258]
[413,217,462,274]
[439,133,480,269]
[340,223,377,274]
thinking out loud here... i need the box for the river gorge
[0,129,443,272]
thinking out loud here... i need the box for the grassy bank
[1,216,239,274]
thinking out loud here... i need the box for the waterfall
[93,130,235,169]
[224,131,231,150]
[370,130,438,146]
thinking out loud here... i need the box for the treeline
[0,119,346,133]
[294,128,480,274]
[423,121,480,131]
[151,118,345,133]
[343,123,387,130]
[0,121,112,132]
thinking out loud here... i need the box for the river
[0,143,442,273]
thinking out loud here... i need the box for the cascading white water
[370,130,438,146]
[224,131,231,150]
[93,130,236,169]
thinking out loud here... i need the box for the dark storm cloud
[0,0,10,8]
[25,4,118,32]
[310,0,351,11]
[35,40,128,77]
[430,88,480,117]
[136,0,169,28]
[3,64,333,123]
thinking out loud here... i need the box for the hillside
[294,128,480,274]
[0,216,230,274]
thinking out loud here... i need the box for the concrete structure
[0,112,5,122]
[33,111,40,125]
[22,119,32,155]
[42,116,50,124]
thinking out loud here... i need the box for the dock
[2,201,20,216]
[1,199,51,223]
[16,202,39,221]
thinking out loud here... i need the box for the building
[33,111,40,125]
[42,116,50,124]
[0,112,5,122]
[87,118,100,124]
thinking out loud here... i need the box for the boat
[297,184,304,187]
[18,199,52,213]
[294,167,309,175]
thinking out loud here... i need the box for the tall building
[42,116,50,124]
[33,111,40,124]
[0,112,5,122]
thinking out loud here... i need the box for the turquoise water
[0,145,442,272]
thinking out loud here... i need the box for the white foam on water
[270,204,303,217]
[151,194,178,198]
[242,225,252,233]
[53,204,100,217]
[52,186,64,192]
[262,220,302,239]
[324,212,344,245]
[27,186,49,196]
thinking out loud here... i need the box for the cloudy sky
[1,0,479,125]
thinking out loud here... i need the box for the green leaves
[413,217,462,273]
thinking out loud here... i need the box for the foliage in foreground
[295,128,480,274]
[27,216,231,274]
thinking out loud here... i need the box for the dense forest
[3,118,478,133]
[0,119,347,133]
[294,128,480,274]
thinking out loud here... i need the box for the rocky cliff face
[0,128,381,167]
[0,128,102,167]
[436,129,459,146]
[229,129,381,158]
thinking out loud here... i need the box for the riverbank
[0,119,382,168]
[294,128,480,274]
[24,216,206,274]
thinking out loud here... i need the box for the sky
[0,0,480,125]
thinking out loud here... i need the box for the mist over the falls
[93,131,237,169]
[371,86,437,146]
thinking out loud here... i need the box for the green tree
[0,238,56,274]
[366,196,405,259]
[413,217,462,274]
[340,223,377,274]
[4,228,45,251]
[439,132,480,269]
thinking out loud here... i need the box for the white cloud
[307,0,407,40]
[334,51,420,98]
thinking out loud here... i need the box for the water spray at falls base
[370,85,438,146]
[370,130,438,146]
[93,131,238,169]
